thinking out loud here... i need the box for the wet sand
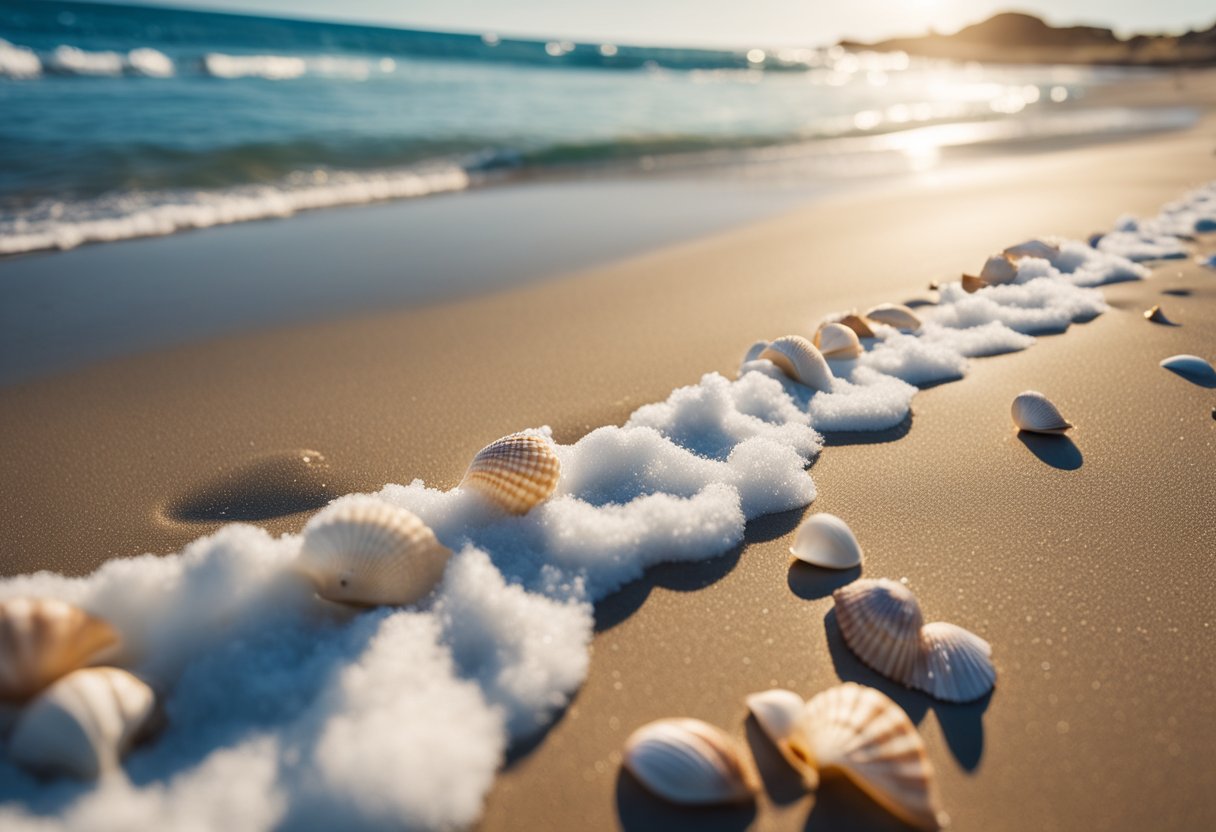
[1,112,1215,828]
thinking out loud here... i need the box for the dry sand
[1,113,1215,829]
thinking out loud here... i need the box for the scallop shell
[8,667,157,779]
[743,339,769,364]
[960,274,988,294]
[864,304,921,332]
[834,313,876,339]
[1011,390,1073,434]
[1160,354,1216,385]
[297,497,451,606]
[461,433,562,515]
[1143,305,1174,325]
[789,683,946,831]
[813,323,863,359]
[914,622,996,704]
[1003,239,1059,260]
[0,598,120,702]
[759,336,834,392]
[623,718,759,805]
[789,513,863,570]
[833,579,923,685]
[745,689,816,785]
[979,254,1017,285]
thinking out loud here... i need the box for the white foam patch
[0,39,41,79]
[202,53,394,81]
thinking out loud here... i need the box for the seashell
[1160,354,1216,385]
[0,598,120,702]
[914,623,996,704]
[759,336,834,392]
[1003,239,1059,260]
[8,667,157,779]
[298,497,451,606]
[864,304,921,332]
[1010,390,1073,434]
[789,683,947,831]
[960,274,988,294]
[461,433,562,515]
[789,513,863,570]
[1144,305,1174,324]
[745,689,816,785]
[833,579,924,686]
[834,313,877,339]
[623,718,759,805]
[813,323,863,359]
[743,339,769,364]
[978,254,1017,285]
[928,281,939,291]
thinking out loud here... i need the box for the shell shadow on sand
[615,769,757,832]
[1016,432,1083,470]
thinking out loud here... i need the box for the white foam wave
[202,52,394,81]
[0,39,41,79]
[47,45,126,76]
[0,167,472,255]
[0,43,177,79]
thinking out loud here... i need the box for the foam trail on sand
[0,184,1197,830]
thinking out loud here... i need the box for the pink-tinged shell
[914,622,996,703]
[1011,390,1073,434]
[864,304,921,332]
[790,683,947,831]
[298,497,452,606]
[833,579,924,685]
[961,274,988,294]
[759,336,834,392]
[0,598,120,702]
[623,718,759,805]
[979,254,1018,285]
[813,323,863,359]
[462,433,562,515]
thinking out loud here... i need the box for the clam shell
[0,598,120,702]
[914,622,996,703]
[1160,354,1216,385]
[1143,305,1174,325]
[789,513,863,570]
[833,579,924,686]
[8,667,157,779]
[623,718,759,805]
[1003,239,1059,260]
[1011,390,1073,434]
[979,254,1017,285]
[461,433,562,515]
[745,689,816,785]
[298,497,452,606]
[864,304,921,332]
[759,336,834,392]
[834,313,876,339]
[743,340,769,364]
[790,683,946,831]
[813,323,863,359]
[961,274,988,294]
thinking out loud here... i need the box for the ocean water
[0,0,1190,254]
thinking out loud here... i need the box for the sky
[93,1,1216,49]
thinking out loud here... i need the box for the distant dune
[841,11,1216,66]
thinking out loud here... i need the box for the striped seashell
[1143,305,1174,325]
[914,622,996,704]
[789,683,947,831]
[1160,354,1216,385]
[864,303,921,332]
[979,254,1018,285]
[623,718,759,805]
[834,313,877,339]
[745,689,816,785]
[462,433,562,515]
[298,497,451,606]
[759,336,834,392]
[1011,390,1073,434]
[833,579,923,685]
[9,667,157,780]
[0,598,120,702]
[1003,239,1059,260]
[961,274,988,294]
[813,323,863,359]
[789,513,863,570]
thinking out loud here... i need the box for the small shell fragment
[1160,354,1216,385]
[790,513,863,570]
[813,322,863,359]
[623,718,759,805]
[1003,239,1059,260]
[759,336,834,392]
[1011,390,1073,434]
[864,304,921,332]
[979,254,1018,285]
[462,433,562,515]
[961,274,988,294]
[1143,305,1175,325]
[0,598,120,702]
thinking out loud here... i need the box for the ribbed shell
[864,304,921,332]
[790,683,946,831]
[833,579,924,685]
[8,667,156,780]
[813,323,863,359]
[790,513,863,570]
[745,689,816,785]
[298,497,451,606]
[1003,239,1059,260]
[461,434,562,515]
[914,622,996,703]
[0,598,120,702]
[1011,390,1073,434]
[1160,354,1216,384]
[979,254,1018,285]
[834,313,877,339]
[623,718,759,805]
[1143,305,1174,324]
[961,274,988,294]
[759,336,834,392]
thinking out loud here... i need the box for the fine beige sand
[1,108,1215,828]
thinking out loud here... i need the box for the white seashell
[9,667,157,779]
[790,683,947,831]
[745,689,816,785]
[789,513,863,569]
[914,622,996,704]
[833,313,877,339]
[1003,239,1059,260]
[1011,390,1073,434]
[623,718,759,805]
[961,274,988,294]
[978,254,1017,285]
[461,433,562,515]
[759,336,834,392]
[813,323,863,359]
[0,598,120,702]
[1143,305,1174,325]
[298,497,451,606]
[864,303,921,332]
[1160,354,1216,385]
[743,340,769,364]
[833,579,924,686]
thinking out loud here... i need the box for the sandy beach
[2,75,1216,831]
